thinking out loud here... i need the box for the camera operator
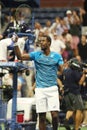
[59,58,87,130]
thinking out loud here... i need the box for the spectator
[3,70,27,98]
[77,35,87,63]
[69,10,81,56]
[34,21,42,43]
[43,20,52,33]
[34,29,44,50]
[62,32,74,61]
[79,8,87,35]
[0,33,25,61]
[51,16,61,32]
[17,70,27,97]
[1,13,20,39]
[0,33,18,61]
[56,18,68,36]
[64,10,74,31]
[50,32,66,55]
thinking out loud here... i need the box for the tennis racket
[15,4,32,25]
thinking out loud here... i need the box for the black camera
[69,58,87,72]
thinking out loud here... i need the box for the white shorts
[35,86,60,113]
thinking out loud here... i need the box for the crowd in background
[0,4,87,129]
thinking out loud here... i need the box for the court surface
[58,126,87,130]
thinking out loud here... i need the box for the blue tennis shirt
[29,51,64,88]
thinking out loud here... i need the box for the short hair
[43,35,51,45]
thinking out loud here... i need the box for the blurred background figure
[77,35,87,63]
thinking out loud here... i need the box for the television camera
[69,58,87,73]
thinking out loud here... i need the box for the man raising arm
[14,35,64,130]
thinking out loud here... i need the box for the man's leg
[64,111,74,130]
[51,111,58,130]
[74,110,83,130]
[82,110,87,126]
[39,112,46,130]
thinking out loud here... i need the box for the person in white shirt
[0,34,25,61]
[50,32,66,54]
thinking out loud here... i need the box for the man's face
[39,37,49,51]
[81,35,86,43]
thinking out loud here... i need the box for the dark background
[0,0,40,8]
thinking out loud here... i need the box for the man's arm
[58,64,64,75]
[79,70,87,86]
[14,45,30,61]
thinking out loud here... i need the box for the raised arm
[14,45,30,61]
